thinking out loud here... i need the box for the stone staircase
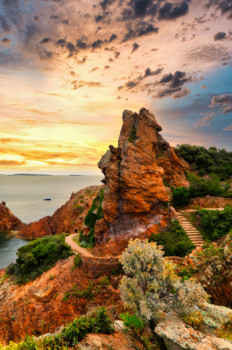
[176,211,204,248]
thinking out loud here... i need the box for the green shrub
[178,266,198,280]
[172,173,227,208]
[194,206,232,241]
[188,173,224,198]
[100,276,110,287]
[149,220,196,257]
[79,188,104,248]
[172,187,190,207]
[60,307,114,346]
[6,234,73,284]
[73,253,82,267]
[176,144,232,180]
[18,336,38,350]
[128,125,137,142]
[120,313,145,336]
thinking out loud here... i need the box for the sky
[0,0,231,174]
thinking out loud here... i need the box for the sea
[0,175,102,269]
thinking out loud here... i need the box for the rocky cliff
[93,108,188,255]
[0,254,120,343]
[0,202,24,232]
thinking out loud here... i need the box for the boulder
[155,315,232,350]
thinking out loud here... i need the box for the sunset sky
[0,0,231,174]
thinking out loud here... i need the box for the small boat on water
[43,198,51,201]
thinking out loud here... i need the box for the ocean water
[0,175,102,269]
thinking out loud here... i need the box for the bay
[0,175,102,269]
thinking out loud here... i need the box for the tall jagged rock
[94,108,188,254]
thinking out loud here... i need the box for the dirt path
[65,234,94,258]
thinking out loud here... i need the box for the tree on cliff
[119,239,208,330]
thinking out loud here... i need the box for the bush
[149,220,196,257]
[176,144,232,180]
[172,173,227,208]
[73,253,82,267]
[194,206,232,241]
[119,239,208,329]
[18,336,38,350]
[120,313,144,336]
[6,234,73,284]
[172,187,190,207]
[60,307,114,346]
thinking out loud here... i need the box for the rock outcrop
[0,202,24,231]
[19,186,101,239]
[94,108,188,255]
[155,315,232,350]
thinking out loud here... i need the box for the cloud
[118,66,163,90]
[71,80,102,90]
[109,33,117,42]
[158,1,190,20]
[193,111,216,126]
[1,37,11,45]
[131,42,139,52]
[214,31,226,41]
[0,160,26,166]
[224,125,232,131]
[154,71,191,99]
[56,38,77,56]
[209,94,232,114]
[186,44,230,63]
[122,22,159,42]
[40,37,51,44]
[206,0,232,19]
[210,94,232,106]
[100,0,116,11]
[121,0,158,20]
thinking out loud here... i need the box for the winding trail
[65,234,94,258]
[65,234,119,260]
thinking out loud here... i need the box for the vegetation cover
[6,233,73,284]
[149,220,196,257]
[176,144,232,180]
[193,206,232,241]
[0,307,113,350]
[172,173,231,208]
[119,239,208,330]
[79,188,104,248]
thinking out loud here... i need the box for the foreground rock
[79,331,145,350]
[156,315,232,350]
[19,186,101,239]
[94,108,188,255]
[0,202,24,231]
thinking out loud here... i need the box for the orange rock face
[0,255,121,343]
[19,186,101,239]
[0,202,24,231]
[95,108,188,253]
